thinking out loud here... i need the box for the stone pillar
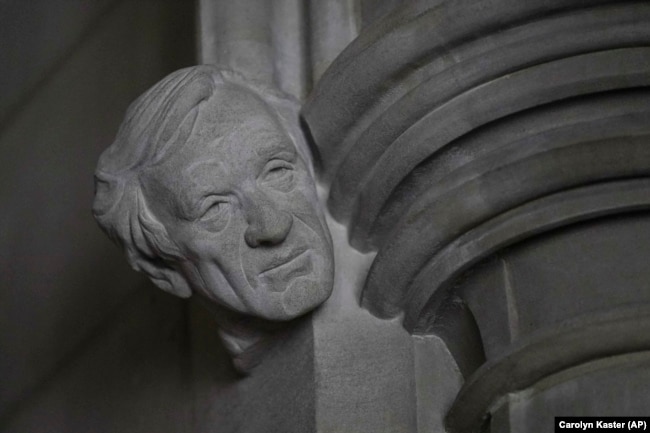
[303,1,650,432]
[198,0,357,100]
[198,0,308,99]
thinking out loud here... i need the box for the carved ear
[126,190,192,298]
[129,254,192,298]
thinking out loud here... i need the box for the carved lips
[258,249,313,292]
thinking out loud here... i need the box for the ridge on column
[303,1,650,432]
[302,0,650,320]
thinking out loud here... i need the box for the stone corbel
[93,66,334,373]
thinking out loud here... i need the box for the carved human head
[93,66,334,321]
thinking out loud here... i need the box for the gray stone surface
[310,219,417,433]
[441,213,650,431]
[187,213,422,433]
[199,0,293,92]
[461,213,650,357]
[303,1,650,431]
[198,0,357,100]
[90,56,423,431]
[359,0,404,29]
[189,298,316,433]
[93,66,334,370]
[307,0,359,83]
[446,304,650,432]
[7,0,650,431]
[491,352,650,432]
[304,0,650,329]
[413,335,463,433]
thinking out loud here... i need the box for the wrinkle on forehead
[185,156,227,184]
[191,91,297,164]
[143,83,300,219]
[191,83,278,141]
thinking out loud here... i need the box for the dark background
[0,1,196,431]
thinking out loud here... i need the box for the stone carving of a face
[93,66,334,325]
[141,85,333,320]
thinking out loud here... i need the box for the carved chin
[258,269,333,320]
[278,248,334,319]
[258,250,313,293]
[281,278,331,318]
[244,239,334,320]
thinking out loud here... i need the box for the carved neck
[196,295,287,373]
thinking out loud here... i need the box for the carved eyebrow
[254,136,297,161]
[186,157,226,176]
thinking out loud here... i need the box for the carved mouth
[259,250,312,290]
[260,249,306,273]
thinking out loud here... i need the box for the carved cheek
[214,212,246,268]
[194,216,254,303]
[286,170,317,208]
[184,213,242,271]
[288,186,324,231]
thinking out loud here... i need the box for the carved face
[141,86,334,320]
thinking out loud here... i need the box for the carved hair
[92,66,308,290]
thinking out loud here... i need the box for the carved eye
[199,198,231,231]
[262,159,294,191]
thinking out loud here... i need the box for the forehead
[169,85,294,166]
[143,85,298,203]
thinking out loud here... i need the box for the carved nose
[244,199,293,248]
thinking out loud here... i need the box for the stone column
[303,1,650,432]
[198,0,357,100]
